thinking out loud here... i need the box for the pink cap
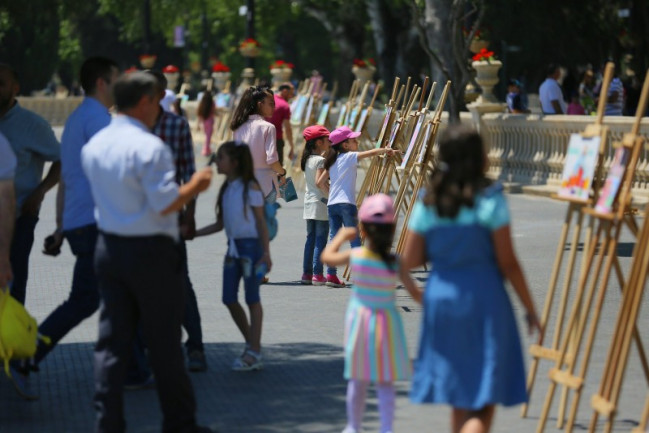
[329,126,361,146]
[358,193,395,224]
[302,125,331,141]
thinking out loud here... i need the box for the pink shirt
[266,94,290,140]
[233,114,278,196]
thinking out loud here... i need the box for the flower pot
[270,68,292,87]
[469,40,490,54]
[211,71,231,92]
[239,46,260,58]
[472,60,502,103]
[352,65,375,87]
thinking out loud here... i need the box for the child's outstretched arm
[357,147,398,161]
[195,218,223,237]
[493,225,541,335]
[398,256,423,304]
[321,227,357,267]
[401,230,427,270]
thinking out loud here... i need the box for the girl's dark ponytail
[230,86,273,131]
[362,222,396,268]
[423,125,490,218]
[301,139,318,171]
[324,142,345,170]
[216,141,261,221]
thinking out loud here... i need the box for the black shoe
[187,350,207,372]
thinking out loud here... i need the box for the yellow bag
[0,287,49,378]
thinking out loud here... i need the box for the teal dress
[408,184,527,409]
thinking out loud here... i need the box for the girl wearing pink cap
[321,193,422,433]
[300,125,334,285]
[316,126,396,287]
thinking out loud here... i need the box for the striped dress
[344,247,411,382]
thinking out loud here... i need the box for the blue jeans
[327,203,361,276]
[302,219,329,276]
[222,238,262,305]
[36,224,100,364]
[9,215,39,305]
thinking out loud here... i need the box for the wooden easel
[314,82,338,130]
[586,68,649,433]
[535,69,649,433]
[337,80,360,128]
[522,62,615,423]
[394,80,450,255]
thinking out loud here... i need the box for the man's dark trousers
[36,224,100,363]
[9,214,39,304]
[94,233,197,433]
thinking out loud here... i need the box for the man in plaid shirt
[147,70,207,372]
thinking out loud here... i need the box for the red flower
[212,61,230,72]
[472,48,496,62]
[162,65,179,73]
[239,38,260,48]
[270,59,294,70]
[353,58,375,68]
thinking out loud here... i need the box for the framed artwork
[317,102,330,125]
[215,93,231,108]
[304,96,315,125]
[375,106,393,148]
[355,108,369,133]
[336,104,348,128]
[557,134,601,201]
[416,122,434,164]
[348,108,359,129]
[290,95,308,125]
[594,146,629,214]
[386,119,400,149]
[400,114,426,169]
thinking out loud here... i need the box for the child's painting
[336,104,348,128]
[386,119,401,149]
[594,147,629,214]
[290,95,308,125]
[416,122,434,164]
[355,108,369,133]
[347,108,359,129]
[304,96,315,125]
[317,102,330,125]
[375,106,393,148]
[400,115,426,169]
[557,134,601,201]
[215,93,231,108]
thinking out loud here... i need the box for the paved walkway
[1,136,648,432]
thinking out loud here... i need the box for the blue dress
[408,184,527,409]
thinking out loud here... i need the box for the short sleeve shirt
[222,178,264,240]
[61,97,111,230]
[328,152,359,206]
[266,94,291,140]
[0,102,60,212]
[539,78,567,114]
[0,132,16,180]
[233,115,278,196]
[408,185,510,234]
[81,115,180,240]
[303,155,328,220]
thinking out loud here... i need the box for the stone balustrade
[16,96,83,126]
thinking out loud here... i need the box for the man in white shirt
[539,64,566,114]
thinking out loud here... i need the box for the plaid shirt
[153,109,195,185]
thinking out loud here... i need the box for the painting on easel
[594,146,630,214]
[375,106,393,147]
[400,115,426,169]
[355,108,369,133]
[317,102,330,125]
[557,134,601,201]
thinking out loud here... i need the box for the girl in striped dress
[321,193,422,433]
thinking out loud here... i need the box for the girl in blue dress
[402,125,541,433]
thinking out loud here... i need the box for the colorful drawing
[317,102,330,125]
[348,108,359,129]
[215,93,231,108]
[594,147,629,214]
[336,104,348,128]
[386,119,400,149]
[375,106,393,148]
[401,115,426,169]
[355,109,369,133]
[304,96,315,124]
[416,122,433,164]
[557,134,601,201]
[290,95,308,125]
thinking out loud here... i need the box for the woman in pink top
[231,86,287,201]
[197,91,216,156]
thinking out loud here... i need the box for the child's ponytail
[362,223,397,268]
[300,139,318,171]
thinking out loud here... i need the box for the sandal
[232,349,263,372]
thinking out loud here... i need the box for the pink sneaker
[326,275,346,288]
[301,273,312,285]
[312,274,326,286]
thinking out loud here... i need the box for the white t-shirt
[303,155,328,220]
[539,78,566,114]
[328,152,359,206]
[222,178,264,242]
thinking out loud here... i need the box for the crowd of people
[0,57,543,433]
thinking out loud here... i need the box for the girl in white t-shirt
[300,125,333,286]
[316,126,396,288]
[196,141,271,371]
